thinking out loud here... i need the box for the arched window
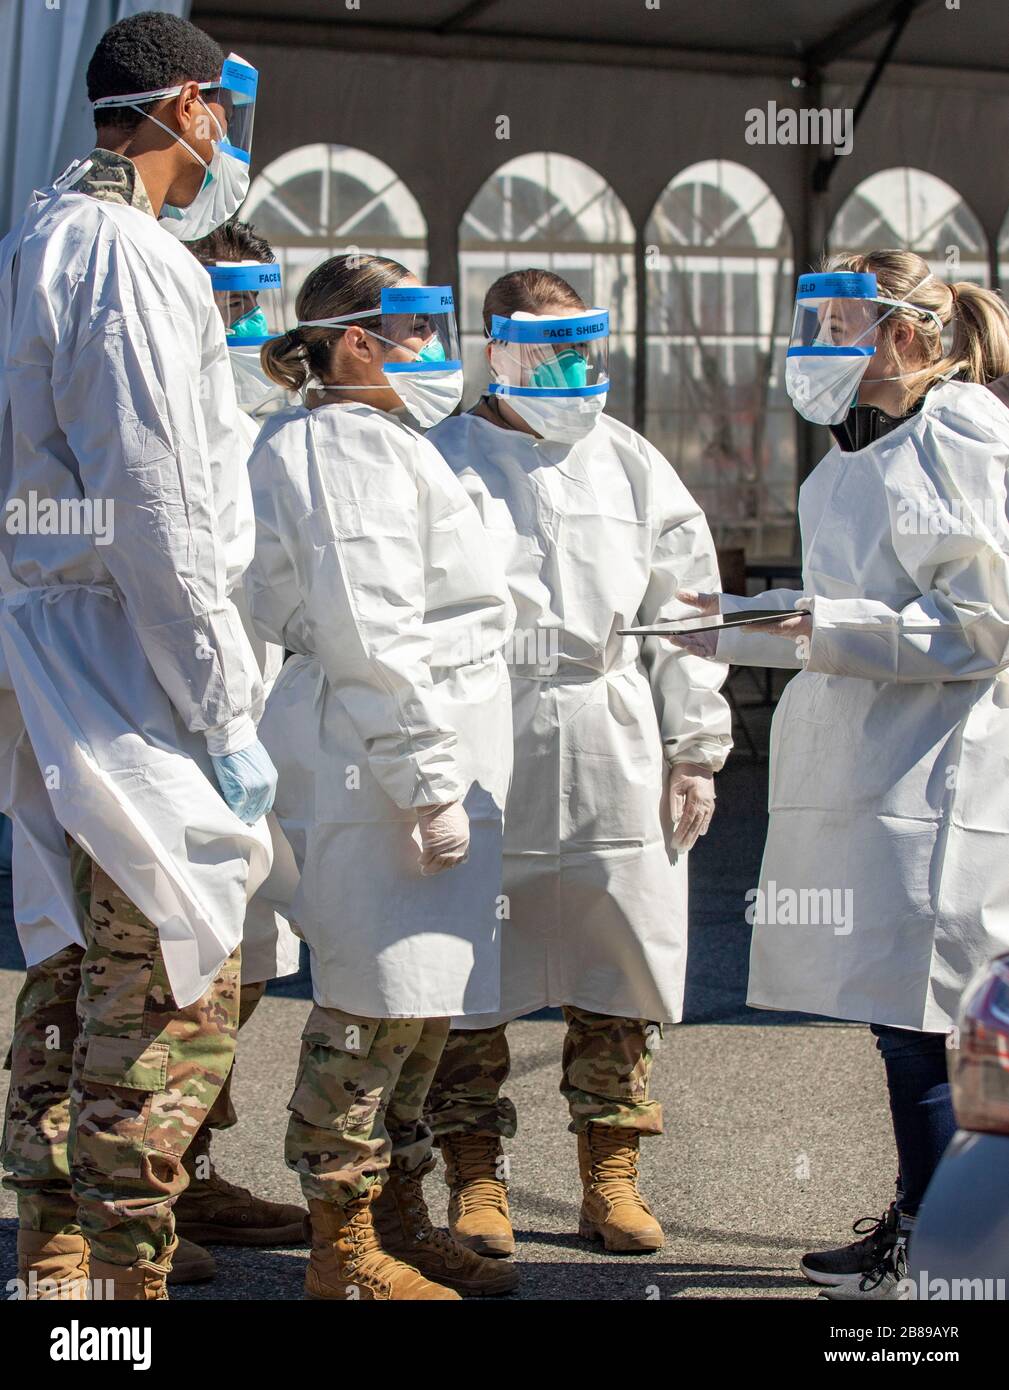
[458,153,635,418]
[243,144,428,320]
[829,168,988,285]
[645,161,795,559]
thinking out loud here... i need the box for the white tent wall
[823,67,1009,274]
[234,44,1009,286]
[0,0,191,235]
[236,45,807,284]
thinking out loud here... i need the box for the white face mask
[146,102,250,241]
[228,343,287,416]
[784,353,871,426]
[505,391,607,443]
[389,366,464,429]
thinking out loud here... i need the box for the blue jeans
[870,1024,957,1219]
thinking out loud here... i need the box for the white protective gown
[0,183,273,1007]
[717,382,1009,1032]
[246,402,515,1018]
[0,380,298,988]
[227,407,299,984]
[427,411,733,1026]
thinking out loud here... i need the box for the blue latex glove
[211,740,278,824]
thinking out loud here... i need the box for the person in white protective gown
[670,251,1009,1301]
[423,269,733,1259]
[245,253,520,1301]
[0,14,277,1298]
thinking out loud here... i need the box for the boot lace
[588,1128,642,1203]
[344,1196,402,1280]
[446,1134,508,1214]
[395,1172,437,1242]
[200,1171,254,1202]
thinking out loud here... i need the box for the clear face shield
[789,278,886,353]
[785,271,943,427]
[205,259,288,415]
[298,284,464,429]
[205,55,257,165]
[488,310,610,394]
[372,284,461,377]
[487,310,610,444]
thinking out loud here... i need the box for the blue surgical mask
[228,306,270,341]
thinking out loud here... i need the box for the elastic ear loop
[121,100,221,173]
[301,321,433,394]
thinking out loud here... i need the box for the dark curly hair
[187,219,275,267]
[87,12,223,134]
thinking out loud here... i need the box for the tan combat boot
[441,1132,515,1258]
[88,1236,179,1301]
[174,1163,307,1248]
[577,1125,664,1253]
[166,1236,217,1284]
[16,1230,90,1300]
[305,1191,460,1301]
[373,1168,519,1297]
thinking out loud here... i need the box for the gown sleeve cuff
[204,714,258,757]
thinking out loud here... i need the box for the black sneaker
[819,1236,912,1301]
[800,1204,899,1287]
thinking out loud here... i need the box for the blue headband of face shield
[488,310,610,398]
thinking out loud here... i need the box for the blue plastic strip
[220,59,258,100]
[489,381,609,398]
[786,345,876,357]
[383,358,462,374]
[381,286,455,314]
[490,311,609,344]
[206,262,282,292]
[219,140,251,166]
[795,272,877,302]
[226,334,276,346]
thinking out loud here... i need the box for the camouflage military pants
[1,841,240,1264]
[183,979,265,1180]
[286,1006,450,1205]
[427,1006,663,1139]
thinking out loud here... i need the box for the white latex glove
[667,762,715,852]
[416,801,470,876]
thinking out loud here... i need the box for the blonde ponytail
[944,281,1009,387]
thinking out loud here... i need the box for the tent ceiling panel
[193,0,1009,72]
